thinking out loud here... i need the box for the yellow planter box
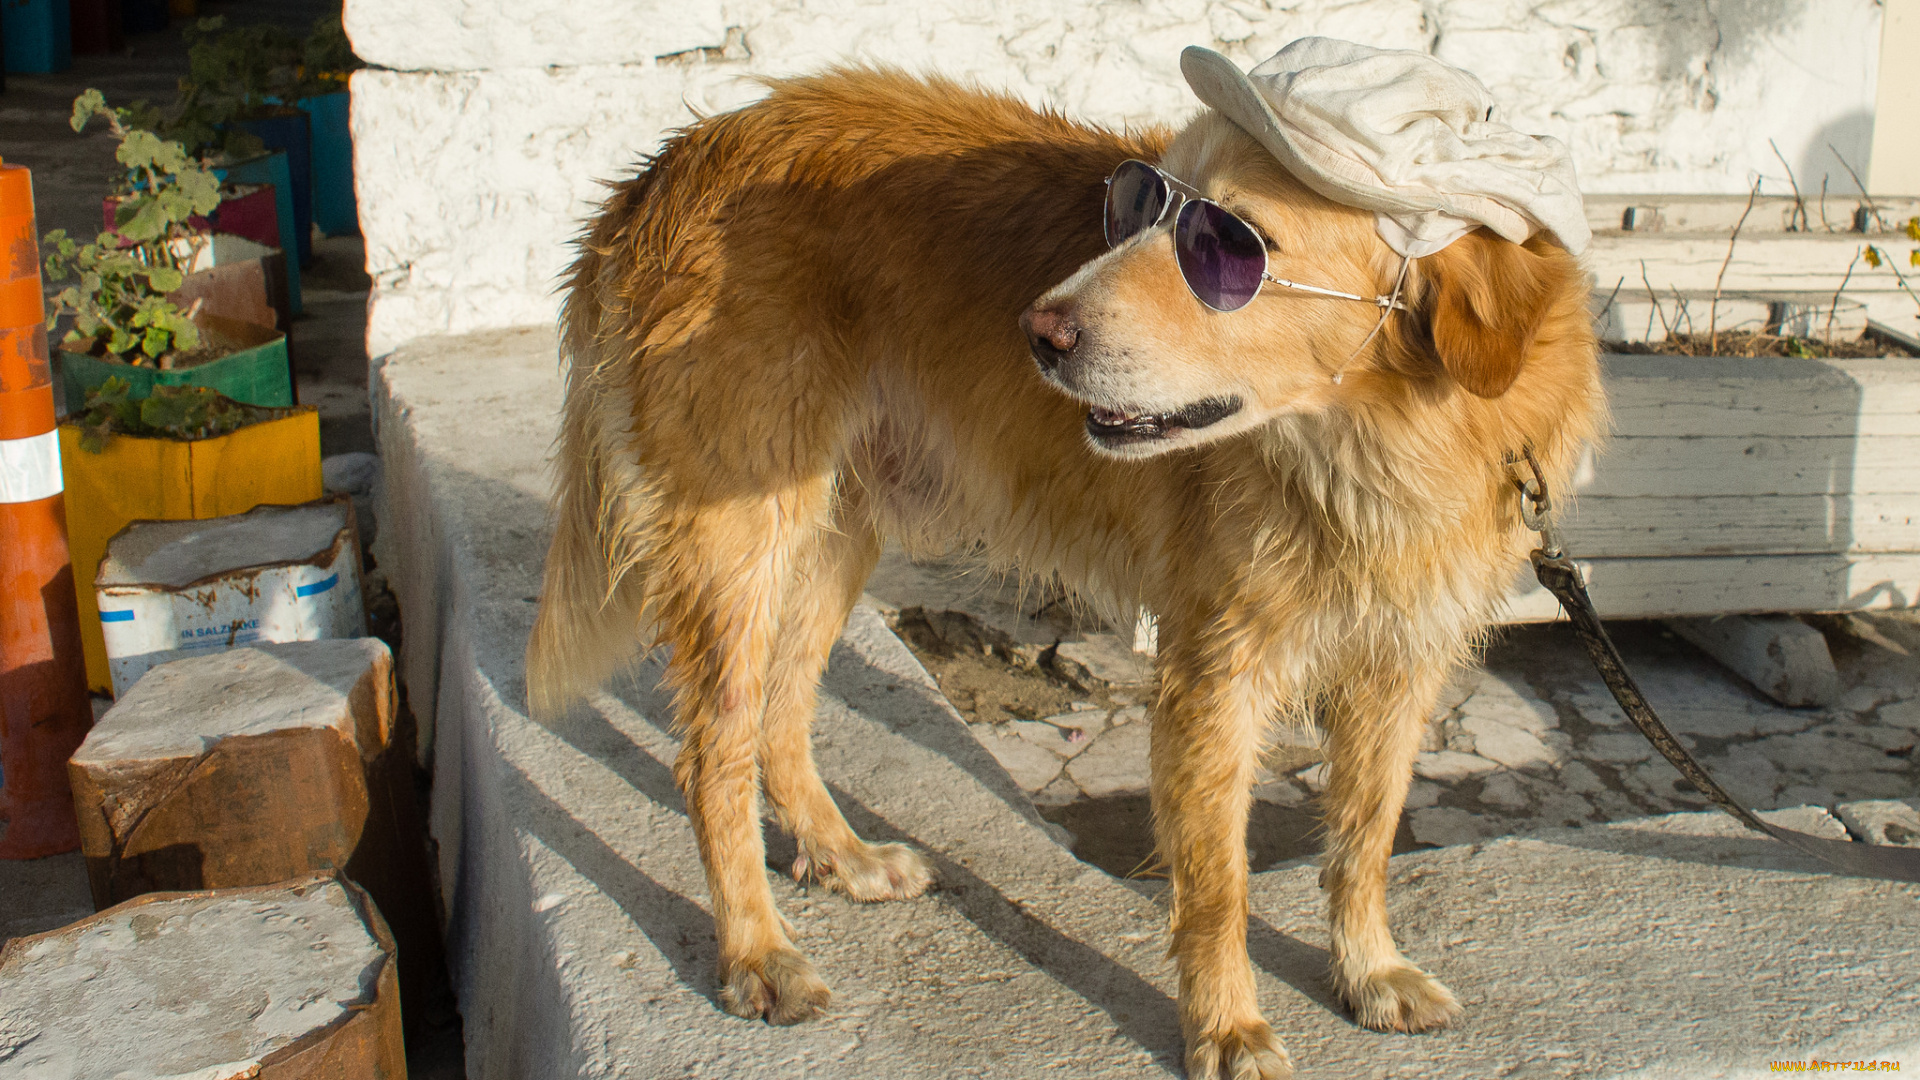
[59,409,322,693]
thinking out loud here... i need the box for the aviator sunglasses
[1103,158,1412,316]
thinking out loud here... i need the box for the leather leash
[1507,448,1920,882]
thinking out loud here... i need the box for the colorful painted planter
[59,313,291,415]
[299,92,358,237]
[218,152,302,313]
[2,0,72,73]
[58,406,322,692]
[235,111,313,268]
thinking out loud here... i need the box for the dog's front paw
[794,841,933,902]
[720,947,831,1025]
[1336,962,1460,1033]
[1184,1019,1293,1080]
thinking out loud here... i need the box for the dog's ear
[1415,229,1563,398]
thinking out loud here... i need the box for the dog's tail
[526,227,664,721]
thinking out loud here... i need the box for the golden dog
[530,67,1601,1078]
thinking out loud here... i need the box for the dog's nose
[1021,306,1081,372]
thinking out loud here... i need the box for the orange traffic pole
[0,158,93,860]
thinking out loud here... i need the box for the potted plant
[174,16,315,266]
[59,377,322,693]
[46,91,292,414]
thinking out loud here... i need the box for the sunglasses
[1103,158,1411,315]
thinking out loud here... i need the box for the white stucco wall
[347,0,1884,356]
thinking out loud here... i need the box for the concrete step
[373,326,1920,1079]
[0,874,405,1079]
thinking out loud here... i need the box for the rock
[1557,761,1608,795]
[1459,716,1558,771]
[1053,633,1154,688]
[1455,674,1558,734]
[66,640,395,908]
[1755,805,1852,840]
[1404,780,1443,809]
[1010,715,1105,758]
[1064,720,1151,798]
[1479,771,1535,811]
[1409,807,1506,847]
[323,452,383,550]
[1880,699,1920,733]
[1581,731,1658,764]
[1414,750,1500,782]
[1294,762,1329,793]
[1666,614,1840,707]
[322,451,382,497]
[974,726,1063,793]
[1754,728,1910,775]
[1252,780,1308,807]
[0,874,404,1079]
[1834,799,1920,846]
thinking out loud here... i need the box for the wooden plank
[1503,553,1920,621]
[1584,194,1920,234]
[1577,435,1920,499]
[1600,355,1920,439]
[1587,234,1908,294]
[1561,493,1920,556]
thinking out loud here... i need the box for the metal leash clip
[1503,446,1564,560]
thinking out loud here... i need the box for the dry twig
[1768,139,1808,231]
[1709,178,1761,354]
[1830,143,1883,232]
[1825,247,1860,344]
[1639,260,1670,340]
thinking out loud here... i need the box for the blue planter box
[298,92,357,238]
[3,0,72,73]
[235,111,313,268]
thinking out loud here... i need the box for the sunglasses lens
[1104,160,1169,248]
[1174,200,1265,312]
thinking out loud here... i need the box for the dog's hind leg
[760,487,934,902]
[654,483,840,1026]
[1318,664,1462,1033]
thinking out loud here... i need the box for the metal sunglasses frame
[1103,158,1412,314]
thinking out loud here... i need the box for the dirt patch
[1604,329,1913,358]
[889,605,1134,724]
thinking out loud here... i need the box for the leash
[1506,448,1920,882]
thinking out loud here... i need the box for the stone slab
[376,325,1920,1078]
[0,874,404,1080]
[68,639,394,908]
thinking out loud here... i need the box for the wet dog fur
[529,68,1602,1078]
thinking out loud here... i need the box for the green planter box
[60,313,291,414]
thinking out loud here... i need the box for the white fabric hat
[1181,39,1590,258]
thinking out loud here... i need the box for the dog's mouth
[1085,396,1243,447]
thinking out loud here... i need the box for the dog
[529,58,1601,1079]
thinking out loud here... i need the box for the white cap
[1181,39,1590,258]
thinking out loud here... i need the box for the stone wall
[346,0,1884,356]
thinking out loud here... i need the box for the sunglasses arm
[1261,272,1411,312]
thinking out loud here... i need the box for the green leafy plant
[298,15,363,98]
[74,377,272,452]
[42,91,224,367]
